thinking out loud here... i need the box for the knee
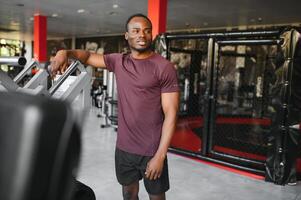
[149,193,166,200]
[122,190,138,200]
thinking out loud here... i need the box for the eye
[145,29,152,34]
[131,29,139,34]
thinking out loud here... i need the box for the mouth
[137,40,147,46]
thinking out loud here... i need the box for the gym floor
[77,107,301,200]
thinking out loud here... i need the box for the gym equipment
[72,180,96,200]
[0,58,91,113]
[100,69,118,131]
[0,58,94,198]
[0,56,27,66]
[49,60,91,114]
[0,92,81,200]
[155,28,301,183]
[0,58,48,95]
[14,60,48,92]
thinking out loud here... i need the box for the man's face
[125,17,153,53]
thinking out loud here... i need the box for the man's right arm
[50,49,106,76]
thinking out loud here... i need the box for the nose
[138,30,145,38]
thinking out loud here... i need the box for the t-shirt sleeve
[160,63,180,93]
[103,53,121,72]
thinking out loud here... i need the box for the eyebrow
[130,27,152,30]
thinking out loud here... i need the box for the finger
[145,170,149,179]
[50,61,58,77]
[61,63,67,74]
[51,70,56,79]
[145,163,150,177]
[153,174,157,180]
[149,170,156,180]
[51,60,57,70]
[146,169,152,180]
[154,172,162,180]
[63,62,68,72]
[52,68,58,78]
[153,172,158,180]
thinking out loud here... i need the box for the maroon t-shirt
[103,53,179,156]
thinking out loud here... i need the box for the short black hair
[125,13,152,31]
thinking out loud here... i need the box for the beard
[129,43,152,53]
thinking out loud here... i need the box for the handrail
[49,60,81,95]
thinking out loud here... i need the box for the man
[51,13,180,200]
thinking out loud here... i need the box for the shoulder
[103,53,127,72]
[104,53,123,59]
[151,53,170,64]
[103,53,128,65]
[151,53,175,70]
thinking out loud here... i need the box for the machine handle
[49,60,81,95]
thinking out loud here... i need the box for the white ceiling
[0,0,301,41]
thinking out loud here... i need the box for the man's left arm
[145,91,179,180]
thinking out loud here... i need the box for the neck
[131,50,153,59]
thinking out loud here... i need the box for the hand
[50,50,69,78]
[145,156,165,180]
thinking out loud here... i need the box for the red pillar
[148,0,167,39]
[34,15,47,62]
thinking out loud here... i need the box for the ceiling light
[113,4,119,8]
[77,9,85,13]
[29,17,34,21]
[0,39,6,44]
[52,13,58,17]
[203,22,208,26]
[257,17,262,22]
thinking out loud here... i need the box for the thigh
[115,148,143,186]
[143,158,170,195]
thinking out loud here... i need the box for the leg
[149,193,166,200]
[115,148,144,200]
[122,181,139,200]
[143,158,169,200]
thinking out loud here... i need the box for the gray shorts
[115,148,170,195]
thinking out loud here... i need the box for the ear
[125,32,128,41]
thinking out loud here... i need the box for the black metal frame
[168,147,265,175]
[207,38,282,169]
[165,30,280,40]
[155,29,296,176]
[272,30,296,184]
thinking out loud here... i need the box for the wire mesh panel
[209,43,279,169]
[166,38,208,153]
[156,30,301,179]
